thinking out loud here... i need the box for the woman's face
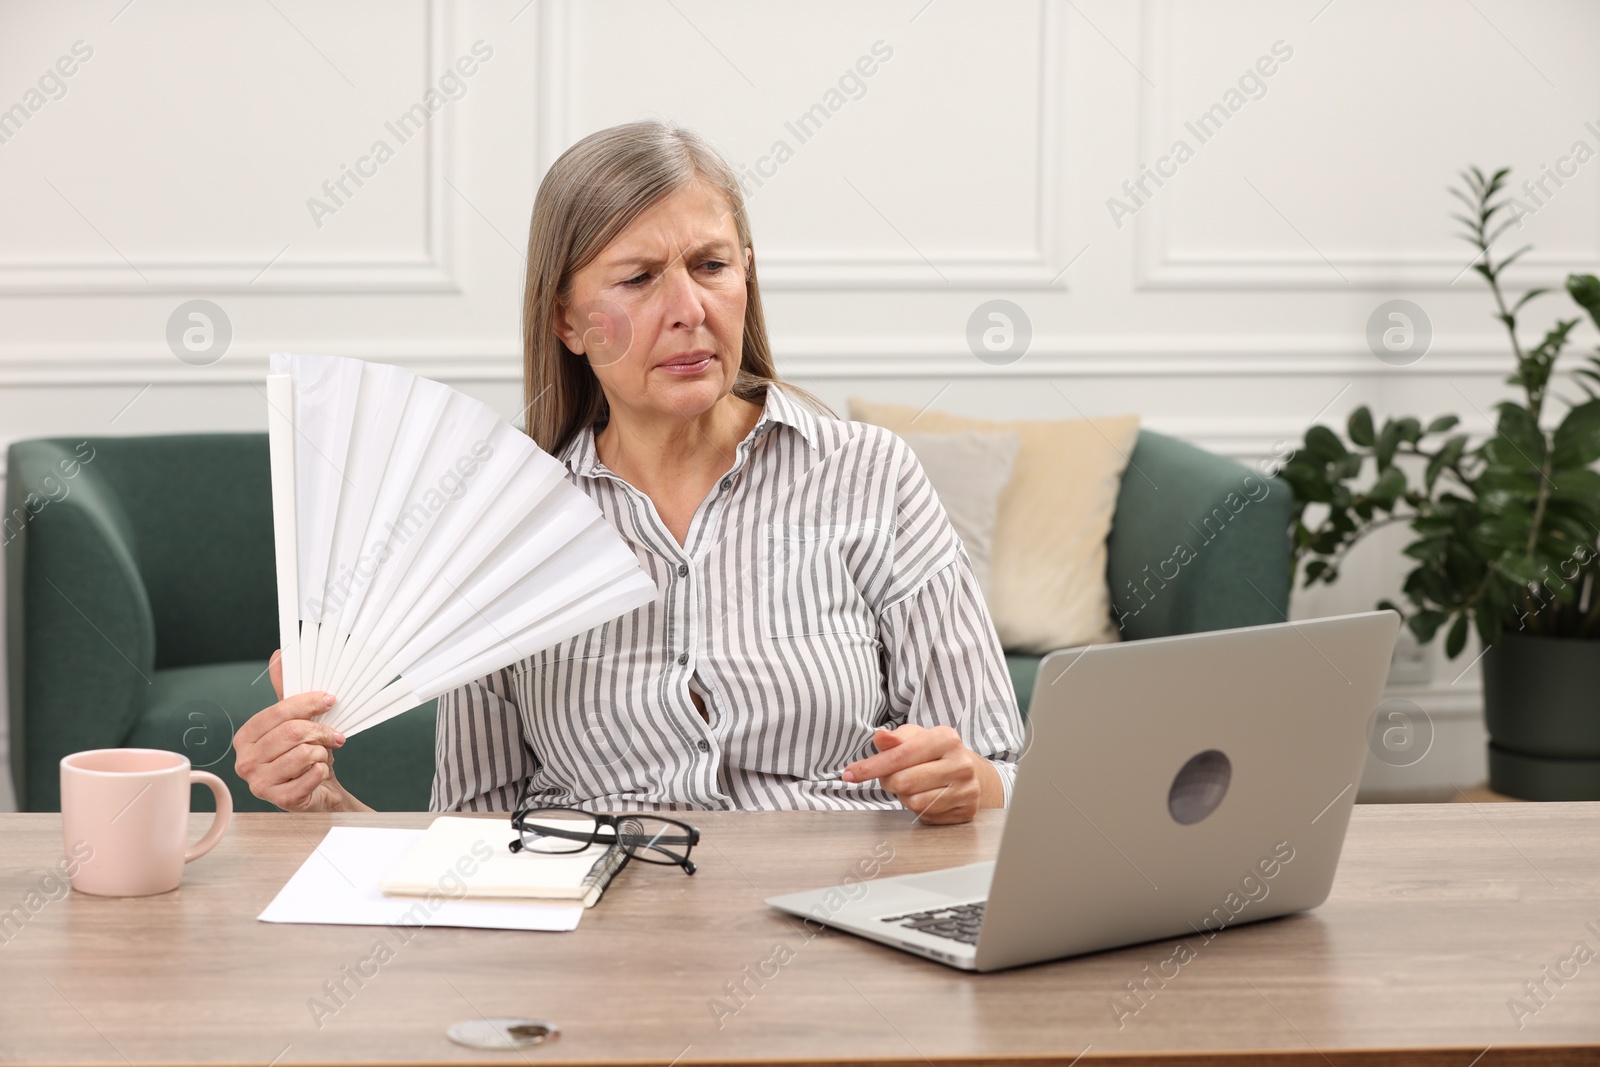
[555,178,752,425]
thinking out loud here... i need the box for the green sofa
[6,430,1290,813]
[5,435,436,813]
[1005,430,1291,712]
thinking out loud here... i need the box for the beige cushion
[900,430,1021,602]
[850,398,1141,653]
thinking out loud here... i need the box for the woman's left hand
[841,724,1004,825]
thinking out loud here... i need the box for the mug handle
[185,770,233,862]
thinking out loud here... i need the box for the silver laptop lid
[975,611,1399,971]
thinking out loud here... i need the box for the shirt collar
[556,383,820,477]
[757,382,821,450]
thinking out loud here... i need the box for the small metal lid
[446,1017,560,1050]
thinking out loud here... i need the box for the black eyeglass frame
[509,804,701,875]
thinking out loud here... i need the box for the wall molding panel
[1131,0,1600,291]
[535,0,1067,290]
[0,0,458,296]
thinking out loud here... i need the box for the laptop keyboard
[879,901,986,945]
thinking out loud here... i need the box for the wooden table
[3,805,1599,1065]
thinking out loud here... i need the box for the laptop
[766,610,1400,971]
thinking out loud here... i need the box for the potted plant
[1281,166,1600,800]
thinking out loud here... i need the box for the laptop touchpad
[886,862,995,902]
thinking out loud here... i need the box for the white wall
[3,0,1596,810]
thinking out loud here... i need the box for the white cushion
[851,398,1141,653]
[899,430,1021,602]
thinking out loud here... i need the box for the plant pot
[1481,629,1600,800]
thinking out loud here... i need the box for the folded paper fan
[266,352,658,736]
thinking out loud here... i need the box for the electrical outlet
[1387,628,1432,687]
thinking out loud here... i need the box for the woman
[234,121,1023,825]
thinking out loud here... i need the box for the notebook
[258,826,583,932]
[380,816,628,909]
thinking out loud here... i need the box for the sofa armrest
[1105,430,1291,642]
[6,440,155,811]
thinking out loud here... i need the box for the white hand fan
[266,352,658,737]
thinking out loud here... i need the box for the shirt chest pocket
[762,523,876,640]
[534,621,610,667]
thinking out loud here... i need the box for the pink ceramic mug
[60,748,233,896]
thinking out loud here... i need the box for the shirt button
[677,652,688,666]
[720,477,731,490]
[696,740,710,753]
[677,562,689,577]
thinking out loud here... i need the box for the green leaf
[1473,511,1537,556]
[1477,466,1541,502]
[1347,406,1376,447]
[1552,398,1600,468]
[1540,560,1582,604]
[1396,417,1423,445]
[1540,508,1599,546]
[1376,420,1402,471]
[1485,216,1517,248]
[1473,597,1503,648]
[1497,551,1544,585]
[1412,514,1457,536]
[1368,466,1407,509]
[1407,610,1448,643]
[1280,461,1334,504]
[1568,273,1600,330]
[1445,614,1470,658]
[1404,566,1445,605]
[1425,434,1470,491]
[1551,467,1600,505]
[1466,526,1505,561]
[1497,245,1533,275]
[1305,425,1347,464]
[1310,528,1345,554]
[1490,403,1547,466]
[1451,549,1494,582]
[1403,538,1447,564]
[1426,415,1460,434]
[1511,288,1550,315]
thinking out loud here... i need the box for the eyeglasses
[509,805,700,875]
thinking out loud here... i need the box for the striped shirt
[428,383,1024,813]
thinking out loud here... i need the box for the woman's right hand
[234,649,367,812]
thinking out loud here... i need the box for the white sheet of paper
[256,826,583,932]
